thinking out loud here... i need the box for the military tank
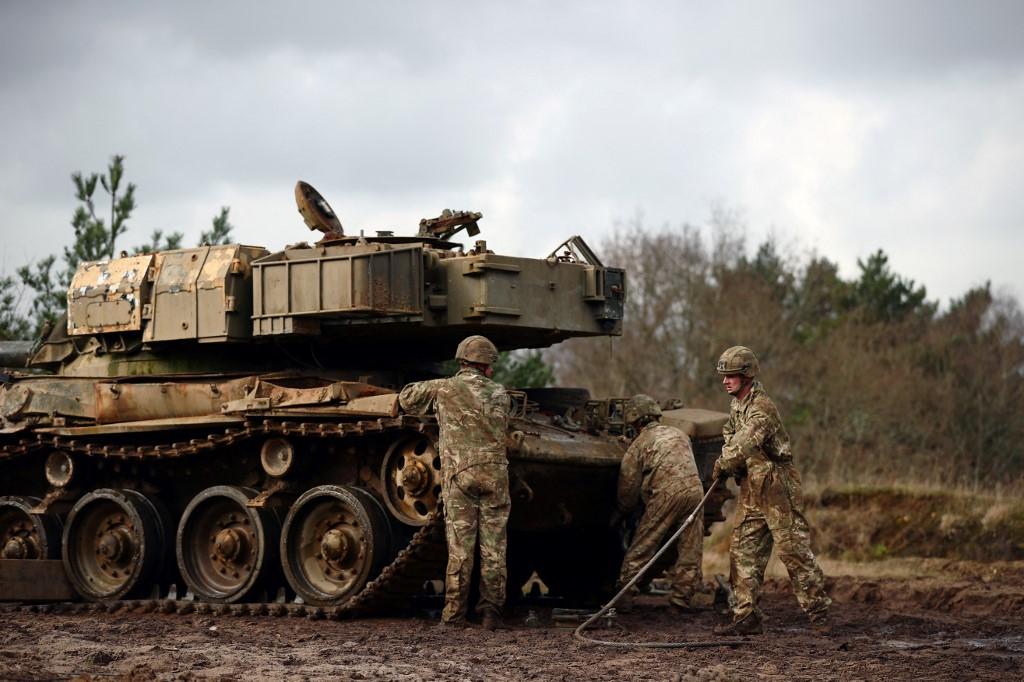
[0,183,729,613]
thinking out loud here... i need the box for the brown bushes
[554,216,1024,489]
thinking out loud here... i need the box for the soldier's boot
[436,617,467,629]
[481,609,508,631]
[808,610,832,635]
[670,584,714,614]
[712,613,763,636]
[669,593,699,614]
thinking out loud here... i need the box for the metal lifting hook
[573,478,746,649]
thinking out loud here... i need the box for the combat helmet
[624,394,662,426]
[716,346,759,378]
[455,335,500,365]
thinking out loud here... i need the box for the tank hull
[0,372,725,608]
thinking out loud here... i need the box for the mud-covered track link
[0,416,428,463]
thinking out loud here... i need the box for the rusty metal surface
[417,208,482,240]
[143,245,267,343]
[251,244,425,336]
[509,423,624,466]
[0,416,414,463]
[95,376,252,424]
[0,559,76,601]
[36,414,245,437]
[68,255,153,336]
[295,180,344,239]
[1,376,98,426]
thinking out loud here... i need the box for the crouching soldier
[398,335,511,630]
[613,394,706,613]
[712,346,831,636]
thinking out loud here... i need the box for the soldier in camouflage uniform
[398,335,511,630]
[614,394,706,612]
[711,346,831,635]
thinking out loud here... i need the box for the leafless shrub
[552,217,1024,489]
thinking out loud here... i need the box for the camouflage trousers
[729,505,831,622]
[618,483,704,607]
[441,463,510,623]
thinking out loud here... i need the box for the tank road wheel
[62,489,169,601]
[176,486,281,603]
[380,435,442,526]
[281,486,392,606]
[0,496,62,560]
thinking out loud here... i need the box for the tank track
[0,415,432,462]
[0,416,451,618]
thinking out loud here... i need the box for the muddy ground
[1,558,1022,681]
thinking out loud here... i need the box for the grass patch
[807,485,1024,562]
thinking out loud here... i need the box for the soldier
[398,335,512,630]
[711,346,831,635]
[613,394,706,612]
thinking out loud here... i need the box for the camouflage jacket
[718,380,793,476]
[719,380,802,514]
[617,421,702,514]
[398,367,511,477]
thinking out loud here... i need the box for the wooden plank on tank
[0,559,76,601]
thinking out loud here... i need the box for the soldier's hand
[712,459,724,482]
[608,509,624,528]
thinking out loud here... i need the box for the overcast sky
[1,1,1022,306]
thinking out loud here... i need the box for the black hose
[573,479,746,648]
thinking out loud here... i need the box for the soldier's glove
[711,459,725,482]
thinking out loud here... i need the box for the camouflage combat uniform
[617,422,705,608]
[399,367,512,623]
[717,380,831,623]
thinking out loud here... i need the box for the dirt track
[1,560,1022,682]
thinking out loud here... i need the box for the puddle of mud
[881,636,1024,654]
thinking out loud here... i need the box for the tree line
[553,210,1024,489]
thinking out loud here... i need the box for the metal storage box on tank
[142,244,268,343]
[68,255,153,336]
[251,243,424,336]
[443,252,624,334]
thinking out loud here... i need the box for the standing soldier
[711,346,831,635]
[613,394,706,612]
[398,335,512,630]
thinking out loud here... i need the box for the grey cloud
[1,1,1022,305]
